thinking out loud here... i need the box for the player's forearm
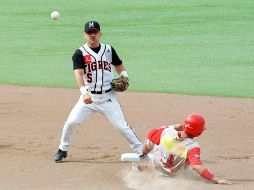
[191,165,232,184]
[114,64,128,77]
[74,69,85,88]
[142,143,150,154]
[192,165,215,182]
[114,64,125,74]
[142,140,154,154]
[74,69,89,96]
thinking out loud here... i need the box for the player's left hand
[216,178,233,185]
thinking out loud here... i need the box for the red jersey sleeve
[187,147,203,166]
[147,127,165,145]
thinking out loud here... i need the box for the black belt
[90,88,112,94]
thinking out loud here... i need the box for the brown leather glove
[111,77,129,92]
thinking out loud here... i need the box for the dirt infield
[0,85,253,190]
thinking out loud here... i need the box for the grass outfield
[0,0,253,98]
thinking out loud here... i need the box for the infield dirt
[0,85,253,190]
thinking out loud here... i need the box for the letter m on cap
[89,22,94,27]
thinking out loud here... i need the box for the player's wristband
[80,86,88,95]
[200,168,214,180]
[120,71,128,78]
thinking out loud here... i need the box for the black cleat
[54,149,67,162]
[139,153,149,162]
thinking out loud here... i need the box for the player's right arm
[74,69,85,88]
[188,148,233,185]
[73,69,92,104]
[72,49,92,104]
[142,127,166,155]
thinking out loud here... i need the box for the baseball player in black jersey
[54,21,143,162]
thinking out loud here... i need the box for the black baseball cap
[84,21,100,32]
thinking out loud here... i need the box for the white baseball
[51,11,60,20]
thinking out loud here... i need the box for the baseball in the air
[51,11,60,20]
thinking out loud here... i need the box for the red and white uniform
[147,126,202,176]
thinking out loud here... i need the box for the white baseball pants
[58,92,143,155]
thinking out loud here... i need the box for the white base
[121,153,154,162]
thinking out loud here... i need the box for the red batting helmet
[182,113,205,137]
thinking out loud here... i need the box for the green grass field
[0,0,253,98]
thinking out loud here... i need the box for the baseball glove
[111,77,129,92]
